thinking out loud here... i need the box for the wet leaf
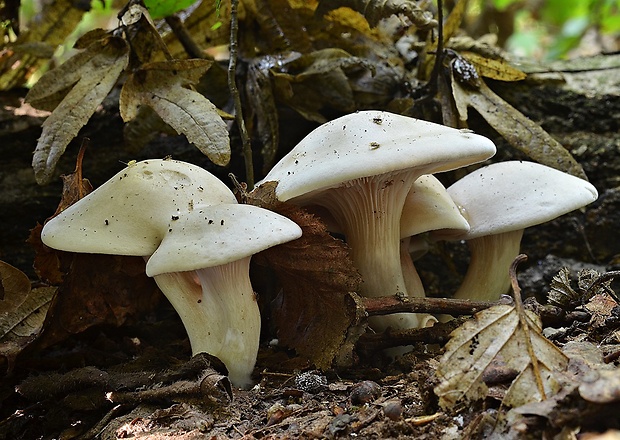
[451,71,586,178]
[435,303,569,409]
[120,59,230,167]
[248,182,363,369]
[27,36,130,184]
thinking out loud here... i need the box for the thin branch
[165,15,212,60]
[228,0,255,189]
[362,295,509,317]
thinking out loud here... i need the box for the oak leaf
[26,36,130,184]
[119,59,230,167]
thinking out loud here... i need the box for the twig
[362,295,509,316]
[357,318,466,350]
[228,0,255,189]
[165,15,212,60]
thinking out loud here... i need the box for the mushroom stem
[151,256,260,389]
[311,171,422,332]
[400,237,425,299]
[453,229,524,302]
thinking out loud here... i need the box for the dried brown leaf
[27,36,130,184]
[547,267,581,308]
[34,253,161,350]
[0,0,85,90]
[0,261,55,371]
[420,0,467,80]
[119,59,230,167]
[246,58,280,173]
[248,182,363,369]
[451,72,586,178]
[435,304,569,410]
[315,0,436,29]
[271,49,372,122]
[461,51,527,82]
[244,0,313,53]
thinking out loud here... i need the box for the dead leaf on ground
[26,36,130,184]
[0,261,55,372]
[248,181,363,369]
[451,68,586,179]
[119,59,230,167]
[435,304,569,410]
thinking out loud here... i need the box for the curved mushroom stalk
[145,204,302,387]
[152,256,260,389]
[453,230,523,302]
[314,171,422,332]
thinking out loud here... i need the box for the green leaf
[143,0,200,19]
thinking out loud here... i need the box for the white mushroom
[399,175,470,326]
[254,111,496,332]
[145,204,302,387]
[41,159,302,388]
[432,161,598,301]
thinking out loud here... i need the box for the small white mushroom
[145,204,302,387]
[41,159,302,388]
[254,111,496,332]
[432,161,598,301]
[399,175,470,327]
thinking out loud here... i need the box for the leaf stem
[510,254,547,400]
[228,0,254,190]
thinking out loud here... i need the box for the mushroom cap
[400,175,470,238]
[41,159,237,256]
[436,161,598,240]
[146,204,303,276]
[257,111,497,202]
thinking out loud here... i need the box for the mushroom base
[152,256,260,389]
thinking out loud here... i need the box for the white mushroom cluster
[40,159,302,388]
[39,111,598,386]
[255,110,598,331]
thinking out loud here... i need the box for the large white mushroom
[432,161,598,302]
[254,110,496,332]
[41,159,302,388]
